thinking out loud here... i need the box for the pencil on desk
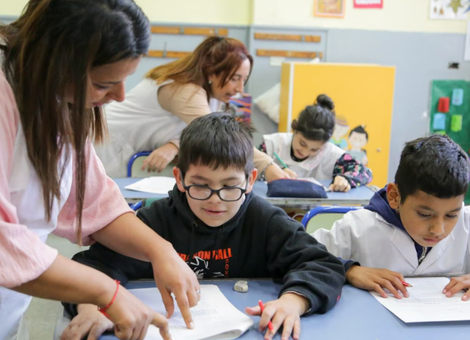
[258,300,274,332]
[273,152,289,169]
[401,280,413,287]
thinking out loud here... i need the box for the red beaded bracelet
[98,280,121,318]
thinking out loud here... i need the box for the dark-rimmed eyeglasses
[181,174,248,202]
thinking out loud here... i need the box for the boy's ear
[245,168,258,194]
[386,183,401,209]
[173,167,186,193]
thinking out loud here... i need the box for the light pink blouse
[0,70,132,288]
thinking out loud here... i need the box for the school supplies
[258,300,274,332]
[130,285,253,340]
[273,152,289,169]
[370,277,470,323]
[124,176,176,194]
[267,178,328,198]
[234,280,249,293]
[400,280,413,288]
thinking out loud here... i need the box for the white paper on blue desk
[370,277,469,323]
[130,284,253,340]
[124,177,176,194]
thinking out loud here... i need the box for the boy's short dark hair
[395,134,469,202]
[177,113,255,174]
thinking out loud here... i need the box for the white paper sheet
[370,277,469,323]
[124,177,176,194]
[130,285,253,340]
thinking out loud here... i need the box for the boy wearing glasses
[63,113,345,340]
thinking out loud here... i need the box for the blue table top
[114,178,375,208]
[93,280,469,340]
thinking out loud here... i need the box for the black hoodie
[66,187,345,316]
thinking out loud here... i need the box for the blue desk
[54,280,470,340]
[114,178,375,208]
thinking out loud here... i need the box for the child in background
[313,135,470,301]
[62,113,346,340]
[260,94,372,192]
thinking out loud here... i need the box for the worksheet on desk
[124,176,176,194]
[370,277,469,323]
[130,285,253,340]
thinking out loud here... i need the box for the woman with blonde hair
[96,36,289,181]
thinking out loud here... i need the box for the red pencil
[401,280,413,287]
[258,300,274,332]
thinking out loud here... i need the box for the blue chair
[127,151,151,177]
[301,206,363,233]
[127,151,176,178]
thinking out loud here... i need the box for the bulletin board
[429,80,470,204]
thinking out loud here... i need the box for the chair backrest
[127,151,151,177]
[127,151,174,178]
[301,206,363,234]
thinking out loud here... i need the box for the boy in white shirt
[313,135,470,301]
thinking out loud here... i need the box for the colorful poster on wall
[353,0,383,8]
[430,0,469,20]
[313,0,346,18]
[465,20,470,60]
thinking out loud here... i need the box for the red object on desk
[258,300,274,332]
[437,97,450,113]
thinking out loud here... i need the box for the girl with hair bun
[260,94,372,192]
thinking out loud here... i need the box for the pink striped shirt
[0,69,132,288]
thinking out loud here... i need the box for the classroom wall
[136,0,252,25]
[252,0,468,34]
[0,1,28,17]
[1,1,469,182]
[327,29,470,182]
[0,0,253,25]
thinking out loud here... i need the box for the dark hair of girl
[291,94,336,142]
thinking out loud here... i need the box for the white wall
[252,0,469,33]
[0,0,253,25]
[3,0,467,33]
[0,1,28,16]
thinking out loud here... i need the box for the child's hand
[245,293,309,340]
[265,163,291,181]
[346,266,409,299]
[329,176,351,192]
[61,304,113,340]
[443,274,470,301]
[142,142,178,173]
[283,168,298,179]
